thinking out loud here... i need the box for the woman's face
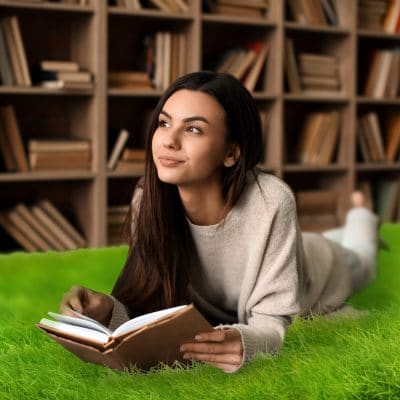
[152,89,236,189]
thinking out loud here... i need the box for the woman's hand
[60,285,114,326]
[180,328,243,373]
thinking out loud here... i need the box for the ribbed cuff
[106,295,130,331]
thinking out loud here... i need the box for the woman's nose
[163,127,181,149]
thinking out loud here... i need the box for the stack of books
[0,105,29,172]
[358,0,390,31]
[33,60,94,90]
[213,41,270,92]
[287,0,338,26]
[108,71,152,90]
[298,53,341,92]
[108,129,146,174]
[109,0,142,9]
[295,110,340,165]
[0,199,87,252]
[107,204,130,245]
[151,31,187,90]
[363,49,400,98]
[357,112,400,163]
[28,137,91,171]
[0,15,31,86]
[204,0,269,18]
[295,189,339,232]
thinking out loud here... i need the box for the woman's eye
[158,119,170,128]
[187,125,202,134]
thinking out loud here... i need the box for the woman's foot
[351,191,390,251]
[351,191,372,209]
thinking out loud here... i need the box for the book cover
[36,304,213,371]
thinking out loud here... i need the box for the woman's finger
[183,351,242,365]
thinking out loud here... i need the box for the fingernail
[180,345,186,352]
[183,353,190,360]
[195,335,202,341]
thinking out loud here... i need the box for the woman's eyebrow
[159,110,210,125]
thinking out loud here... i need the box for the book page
[47,311,112,335]
[113,305,187,338]
[39,318,109,345]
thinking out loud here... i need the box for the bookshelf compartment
[283,102,350,166]
[0,180,95,252]
[0,11,96,87]
[201,24,276,93]
[284,30,352,96]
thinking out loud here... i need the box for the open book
[36,304,212,371]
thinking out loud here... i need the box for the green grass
[0,225,399,400]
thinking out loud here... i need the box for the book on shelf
[363,49,400,98]
[151,31,186,90]
[358,0,389,31]
[36,304,213,371]
[357,112,386,163]
[382,0,400,33]
[28,138,91,171]
[108,71,152,90]
[114,160,145,175]
[32,60,94,90]
[0,115,17,172]
[141,0,188,13]
[0,199,86,252]
[121,148,146,162]
[288,0,337,26]
[0,24,14,86]
[205,0,269,18]
[296,110,340,164]
[0,105,29,172]
[374,178,400,222]
[385,113,400,162]
[0,16,31,86]
[108,129,130,170]
[284,38,301,93]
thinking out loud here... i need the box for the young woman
[60,71,380,373]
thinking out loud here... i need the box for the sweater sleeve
[106,295,130,331]
[229,188,303,368]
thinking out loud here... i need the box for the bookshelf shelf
[0,1,94,13]
[0,87,95,96]
[284,22,350,36]
[284,93,349,103]
[107,89,163,98]
[356,163,400,172]
[202,14,274,27]
[108,7,193,21]
[1,0,399,252]
[0,171,95,182]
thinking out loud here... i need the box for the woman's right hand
[60,285,114,326]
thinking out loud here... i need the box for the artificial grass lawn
[0,225,399,400]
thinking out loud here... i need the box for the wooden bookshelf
[1,0,400,252]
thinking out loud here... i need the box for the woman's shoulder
[246,171,296,206]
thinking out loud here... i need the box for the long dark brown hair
[111,71,263,316]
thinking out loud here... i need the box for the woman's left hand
[180,328,243,373]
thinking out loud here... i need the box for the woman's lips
[158,156,185,167]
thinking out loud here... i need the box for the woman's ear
[223,143,240,167]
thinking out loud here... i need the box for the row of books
[363,49,400,99]
[358,0,391,31]
[295,110,340,165]
[0,199,86,252]
[214,42,270,93]
[108,129,146,173]
[287,0,339,26]
[285,39,341,94]
[357,112,400,163]
[108,204,129,245]
[109,0,188,13]
[204,0,269,18]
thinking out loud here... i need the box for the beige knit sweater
[109,172,354,369]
